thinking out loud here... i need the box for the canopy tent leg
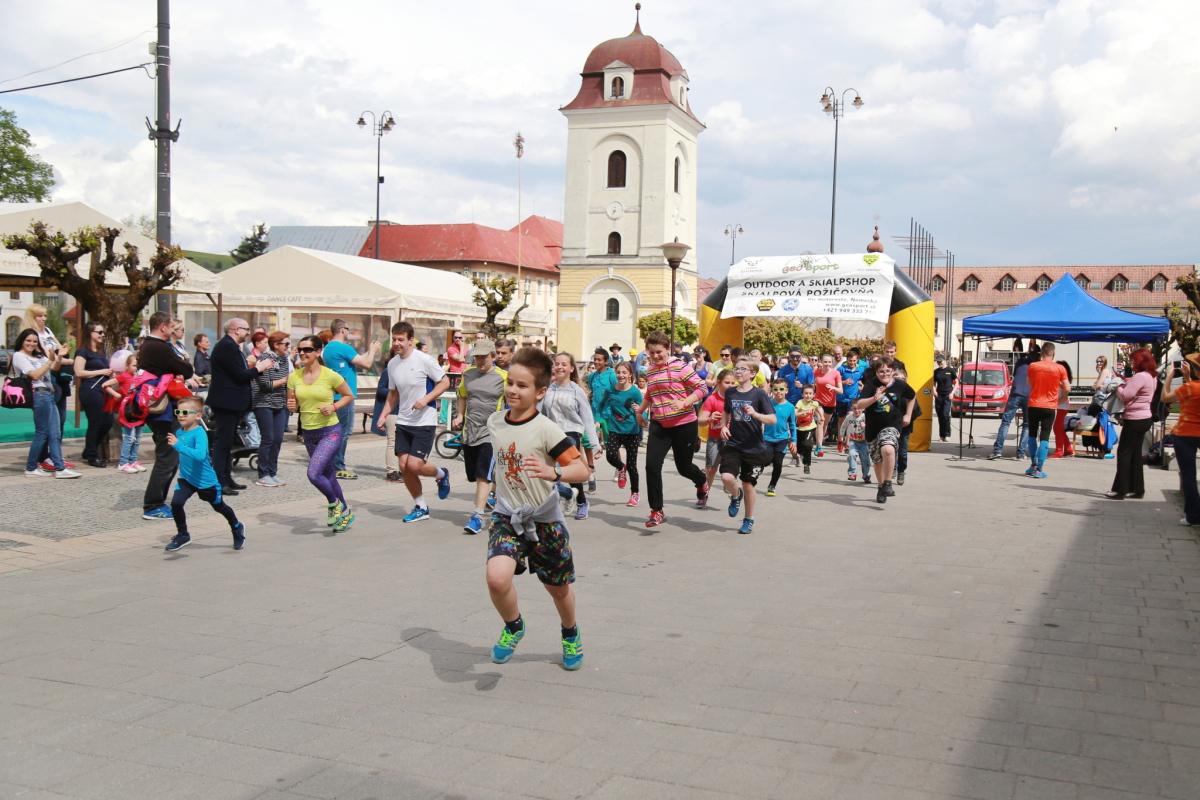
[948,330,973,462]
[967,336,980,449]
[73,303,84,428]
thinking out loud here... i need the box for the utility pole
[147,0,180,313]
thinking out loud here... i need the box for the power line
[0,27,155,85]
[0,63,154,95]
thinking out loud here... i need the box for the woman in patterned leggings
[601,361,645,506]
[286,335,356,532]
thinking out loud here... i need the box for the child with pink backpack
[105,351,146,473]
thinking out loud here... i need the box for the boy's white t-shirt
[487,410,580,511]
[386,349,445,427]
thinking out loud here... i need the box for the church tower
[556,8,704,356]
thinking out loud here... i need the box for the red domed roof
[561,21,701,125]
[581,27,686,77]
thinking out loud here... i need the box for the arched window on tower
[611,76,624,99]
[607,150,626,188]
[605,298,620,322]
[607,232,621,255]
[673,157,681,193]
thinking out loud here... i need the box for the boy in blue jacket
[164,396,245,553]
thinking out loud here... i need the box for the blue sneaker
[143,505,173,521]
[492,625,525,664]
[485,492,496,510]
[574,501,589,520]
[403,506,431,524]
[231,522,246,550]
[561,632,583,671]
[436,469,451,500]
[727,491,743,518]
[1024,466,1037,477]
[1033,470,1048,479]
[739,518,755,535]
[164,533,190,552]
[464,513,483,535]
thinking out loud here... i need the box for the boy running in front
[764,379,798,496]
[164,396,245,553]
[720,359,776,534]
[486,347,590,670]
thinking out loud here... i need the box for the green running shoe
[333,509,355,533]
[492,626,525,664]
[326,501,345,527]
[561,631,583,671]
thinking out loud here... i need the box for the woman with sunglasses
[287,335,356,532]
[252,332,292,487]
[74,321,115,467]
[13,328,80,478]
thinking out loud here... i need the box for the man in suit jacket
[208,318,274,494]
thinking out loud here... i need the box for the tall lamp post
[723,224,743,265]
[818,87,863,254]
[356,110,396,260]
[659,239,691,347]
[514,131,525,291]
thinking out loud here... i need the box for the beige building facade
[556,18,704,357]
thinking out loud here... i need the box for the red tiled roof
[697,277,719,308]
[561,27,701,124]
[921,265,1194,309]
[361,215,561,273]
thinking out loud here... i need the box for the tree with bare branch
[3,222,185,352]
[471,275,528,339]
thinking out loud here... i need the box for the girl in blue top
[164,395,245,553]
[601,361,645,506]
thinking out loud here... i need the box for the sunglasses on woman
[296,346,316,354]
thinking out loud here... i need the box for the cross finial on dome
[634,3,642,34]
[867,225,884,253]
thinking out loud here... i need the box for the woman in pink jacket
[1105,348,1158,499]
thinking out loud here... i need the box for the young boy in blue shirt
[165,396,245,553]
[764,379,798,497]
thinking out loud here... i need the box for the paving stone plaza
[1,419,1197,800]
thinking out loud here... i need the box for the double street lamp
[723,224,743,265]
[659,239,691,347]
[356,110,396,260]
[818,87,863,254]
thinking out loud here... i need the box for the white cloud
[1,0,1197,270]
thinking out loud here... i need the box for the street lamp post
[659,239,691,347]
[818,87,863,254]
[514,131,525,291]
[723,224,743,265]
[356,110,396,260]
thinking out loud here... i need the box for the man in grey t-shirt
[454,339,507,534]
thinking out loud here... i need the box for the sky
[2,0,1197,278]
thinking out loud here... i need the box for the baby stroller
[199,403,260,473]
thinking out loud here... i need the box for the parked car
[0,347,10,374]
[952,360,1011,416]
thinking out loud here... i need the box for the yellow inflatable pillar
[699,278,743,357]
[885,269,936,452]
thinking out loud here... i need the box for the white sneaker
[54,468,82,479]
[255,477,275,487]
[24,468,53,477]
[273,476,286,486]
[133,462,147,472]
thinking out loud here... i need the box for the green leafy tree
[0,107,55,202]
[3,223,185,352]
[229,223,268,264]
[743,317,885,358]
[1166,274,1200,356]
[636,310,698,346]
[471,275,527,338]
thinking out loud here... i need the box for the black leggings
[767,442,789,488]
[605,432,641,493]
[645,420,706,511]
[170,479,239,537]
[1026,407,1056,442]
[566,432,586,504]
[80,390,113,461]
[797,429,816,465]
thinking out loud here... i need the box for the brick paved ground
[0,420,1197,799]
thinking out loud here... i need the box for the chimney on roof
[866,225,884,253]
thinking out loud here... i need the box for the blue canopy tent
[954,274,1170,458]
[962,273,1170,342]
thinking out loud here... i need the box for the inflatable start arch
[698,254,936,452]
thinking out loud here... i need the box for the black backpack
[1151,379,1165,423]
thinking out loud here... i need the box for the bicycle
[434,429,464,460]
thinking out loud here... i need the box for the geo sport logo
[756,299,776,311]
[863,254,880,265]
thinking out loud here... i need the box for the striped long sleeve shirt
[645,358,707,428]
